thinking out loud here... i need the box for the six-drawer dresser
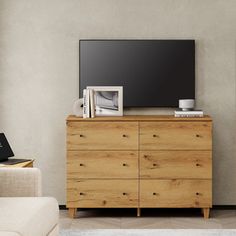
[66,115,212,219]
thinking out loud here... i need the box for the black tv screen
[79,40,195,107]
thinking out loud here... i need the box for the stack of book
[174,109,204,117]
[83,89,95,118]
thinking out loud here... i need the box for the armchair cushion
[0,168,42,197]
[0,197,59,236]
[0,233,19,236]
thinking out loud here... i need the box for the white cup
[179,99,195,111]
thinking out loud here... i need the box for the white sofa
[0,168,59,236]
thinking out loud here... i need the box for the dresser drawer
[67,151,138,179]
[67,179,138,208]
[67,122,138,150]
[140,151,212,179]
[140,179,212,208]
[140,122,212,150]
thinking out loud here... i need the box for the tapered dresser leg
[202,208,210,219]
[68,208,77,218]
[137,208,141,217]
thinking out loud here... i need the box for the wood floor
[59,209,236,229]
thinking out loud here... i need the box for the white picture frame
[86,86,123,116]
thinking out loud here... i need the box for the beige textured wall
[0,0,235,205]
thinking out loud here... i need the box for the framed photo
[87,86,123,116]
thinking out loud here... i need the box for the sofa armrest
[0,168,42,197]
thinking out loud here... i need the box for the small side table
[0,160,34,168]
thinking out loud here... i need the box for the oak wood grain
[140,179,212,208]
[67,179,138,208]
[140,151,212,179]
[0,160,34,168]
[203,208,210,219]
[66,115,212,218]
[68,208,77,218]
[67,115,212,122]
[140,122,212,150]
[67,151,138,179]
[67,122,138,150]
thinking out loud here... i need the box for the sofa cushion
[0,197,59,236]
[0,232,20,236]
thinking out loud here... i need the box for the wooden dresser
[66,115,212,218]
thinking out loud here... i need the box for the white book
[175,109,203,114]
[175,114,204,117]
[174,110,204,117]
[86,89,90,118]
[89,89,95,118]
[82,89,87,118]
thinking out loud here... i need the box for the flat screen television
[79,40,195,107]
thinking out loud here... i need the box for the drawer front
[67,179,138,208]
[140,179,212,208]
[140,151,212,179]
[67,151,138,179]
[140,122,212,150]
[67,122,138,150]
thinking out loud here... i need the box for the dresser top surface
[67,115,212,122]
